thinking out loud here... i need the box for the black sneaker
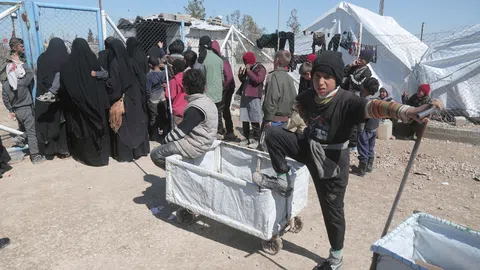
[252,172,292,197]
[0,238,10,249]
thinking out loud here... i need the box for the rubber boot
[367,158,374,173]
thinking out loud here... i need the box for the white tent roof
[295,2,428,101]
[406,25,480,117]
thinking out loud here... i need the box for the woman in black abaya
[35,38,69,157]
[126,37,148,76]
[59,38,111,166]
[105,38,150,162]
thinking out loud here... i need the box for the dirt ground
[1,113,479,270]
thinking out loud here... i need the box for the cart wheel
[176,208,196,225]
[261,236,283,255]
[289,216,304,233]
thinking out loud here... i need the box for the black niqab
[61,38,109,151]
[35,38,69,149]
[126,37,148,75]
[37,38,69,96]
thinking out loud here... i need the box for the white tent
[295,2,428,101]
[405,25,480,117]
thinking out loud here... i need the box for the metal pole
[98,0,102,12]
[165,65,175,129]
[369,123,428,270]
[357,23,363,58]
[277,0,280,51]
[420,22,425,41]
[379,0,384,15]
[181,20,185,44]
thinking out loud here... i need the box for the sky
[23,0,480,35]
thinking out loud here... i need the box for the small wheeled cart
[165,141,310,255]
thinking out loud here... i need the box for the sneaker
[36,92,57,103]
[216,134,224,140]
[12,136,26,148]
[223,132,237,141]
[313,259,343,270]
[0,238,10,249]
[31,154,46,165]
[239,140,250,147]
[248,139,259,149]
[252,172,292,197]
[357,162,367,177]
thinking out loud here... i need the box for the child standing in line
[165,59,187,126]
[357,77,380,176]
[146,57,167,141]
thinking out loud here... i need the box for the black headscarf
[35,38,69,146]
[126,37,148,75]
[197,36,212,64]
[106,38,135,93]
[37,38,69,96]
[98,37,116,69]
[61,38,109,151]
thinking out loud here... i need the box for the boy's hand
[91,71,97,77]
[407,99,444,123]
[238,67,244,76]
[264,121,272,128]
[9,112,16,121]
[158,41,164,48]
[403,91,408,97]
[245,64,252,70]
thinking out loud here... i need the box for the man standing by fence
[198,36,224,137]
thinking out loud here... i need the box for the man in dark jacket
[2,63,45,164]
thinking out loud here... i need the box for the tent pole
[420,22,425,41]
[357,23,363,58]
[277,0,280,51]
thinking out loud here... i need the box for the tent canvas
[405,24,480,118]
[295,2,427,101]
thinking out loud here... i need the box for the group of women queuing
[35,36,151,167]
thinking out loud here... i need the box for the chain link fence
[37,5,100,54]
[105,15,184,54]
[0,3,23,82]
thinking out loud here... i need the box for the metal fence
[105,14,185,54]
[0,2,23,82]
[36,3,102,54]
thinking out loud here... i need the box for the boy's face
[357,57,367,67]
[416,88,425,98]
[379,89,387,99]
[301,72,311,81]
[312,71,336,97]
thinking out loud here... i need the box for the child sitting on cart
[150,69,218,169]
[253,51,440,270]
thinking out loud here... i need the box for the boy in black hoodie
[253,51,439,270]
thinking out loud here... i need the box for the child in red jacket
[165,59,187,125]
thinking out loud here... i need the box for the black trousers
[216,101,225,135]
[265,127,348,251]
[242,122,260,141]
[223,89,234,134]
[147,100,167,139]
